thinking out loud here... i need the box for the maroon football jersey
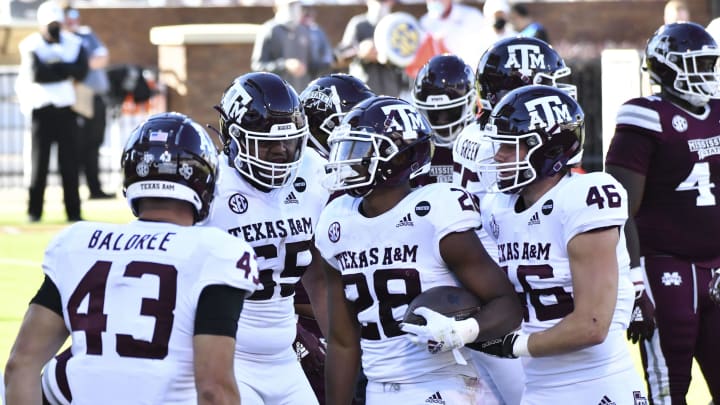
[606,96,720,266]
[413,145,454,186]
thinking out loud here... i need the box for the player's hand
[709,269,720,306]
[284,58,307,78]
[470,331,522,359]
[627,292,655,343]
[400,307,479,354]
[293,323,325,376]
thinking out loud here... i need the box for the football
[403,285,482,326]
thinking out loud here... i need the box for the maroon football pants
[640,256,720,404]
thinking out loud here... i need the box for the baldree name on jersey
[88,229,176,251]
[334,244,418,271]
[227,217,313,242]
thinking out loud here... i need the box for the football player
[300,72,376,157]
[411,54,477,185]
[412,51,523,405]
[4,112,260,405]
[457,36,576,405]
[605,22,720,404]
[204,72,329,405]
[298,72,376,405]
[316,95,522,404]
[474,85,647,403]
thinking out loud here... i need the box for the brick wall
[74,0,712,67]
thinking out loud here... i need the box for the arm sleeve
[64,46,89,81]
[30,275,63,316]
[194,284,245,337]
[32,52,71,83]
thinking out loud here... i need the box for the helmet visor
[323,125,396,192]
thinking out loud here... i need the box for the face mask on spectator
[47,22,61,42]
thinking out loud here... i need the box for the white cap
[37,1,65,26]
[483,0,510,16]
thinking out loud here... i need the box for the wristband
[457,317,480,345]
[512,333,531,357]
[629,266,645,298]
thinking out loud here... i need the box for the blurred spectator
[335,0,406,97]
[301,2,334,75]
[509,3,550,44]
[664,0,690,24]
[251,0,331,91]
[482,0,516,51]
[15,0,88,223]
[418,0,486,70]
[63,4,115,199]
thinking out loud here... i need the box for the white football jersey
[452,123,500,261]
[204,148,329,359]
[481,172,636,387]
[42,220,259,404]
[315,183,481,383]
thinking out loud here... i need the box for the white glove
[400,307,480,354]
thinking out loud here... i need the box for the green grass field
[0,187,712,403]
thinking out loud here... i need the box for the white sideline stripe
[0,258,41,267]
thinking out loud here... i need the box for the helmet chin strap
[665,87,708,111]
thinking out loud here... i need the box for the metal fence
[0,66,164,190]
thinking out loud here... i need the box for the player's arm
[301,242,329,337]
[525,226,621,356]
[441,229,523,341]
[605,165,645,268]
[193,284,246,405]
[323,258,361,405]
[5,276,69,405]
[606,164,656,343]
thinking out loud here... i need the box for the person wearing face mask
[15,0,88,223]
[251,0,332,91]
[335,0,407,97]
[418,0,486,70]
[481,0,516,51]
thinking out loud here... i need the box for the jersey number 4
[676,162,716,206]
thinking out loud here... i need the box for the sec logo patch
[228,193,248,214]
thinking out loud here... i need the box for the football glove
[626,265,655,344]
[710,269,720,306]
[470,331,528,359]
[294,323,325,377]
[400,307,479,354]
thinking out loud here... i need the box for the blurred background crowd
[0,0,718,196]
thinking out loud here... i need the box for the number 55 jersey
[480,172,636,388]
[204,149,329,360]
[315,182,481,383]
